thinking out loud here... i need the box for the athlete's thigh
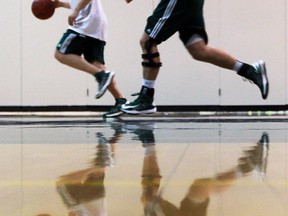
[83,38,106,64]
[145,0,204,43]
[56,29,84,55]
[145,0,184,43]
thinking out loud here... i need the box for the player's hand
[68,11,78,25]
[126,0,133,3]
[53,0,61,8]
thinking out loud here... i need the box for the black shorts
[145,0,208,45]
[56,29,106,64]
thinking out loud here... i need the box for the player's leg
[55,29,115,99]
[88,42,127,117]
[186,39,269,99]
[121,33,161,115]
[121,0,180,115]
[141,33,161,81]
[55,30,104,75]
[187,39,236,70]
[103,78,128,118]
[55,49,115,99]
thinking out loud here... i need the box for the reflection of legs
[56,166,106,214]
[179,132,270,215]
[141,144,179,215]
[141,145,161,205]
[94,129,124,167]
[55,132,123,214]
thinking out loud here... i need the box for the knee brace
[142,39,162,68]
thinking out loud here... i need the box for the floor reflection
[141,132,270,216]
[55,129,120,215]
[0,117,287,216]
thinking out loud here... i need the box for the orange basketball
[31,0,55,20]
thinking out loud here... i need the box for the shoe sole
[259,60,269,99]
[103,111,124,118]
[121,107,157,115]
[96,71,115,99]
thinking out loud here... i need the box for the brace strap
[142,52,162,68]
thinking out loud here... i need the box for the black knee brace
[142,39,162,68]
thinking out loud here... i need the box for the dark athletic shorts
[145,0,208,45]
[56,29,106,64]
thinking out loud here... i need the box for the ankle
[141,86,155,98]
[94,70,105,79]
[237,63,253,76]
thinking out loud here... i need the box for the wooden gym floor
[0,115,287,216]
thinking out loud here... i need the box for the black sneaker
[238,60,269,99]
[95,70,115,99]
[103,98,128,118]
[121,86,157,115]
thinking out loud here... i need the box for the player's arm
[68,0,91,25]
[54,0,71,9]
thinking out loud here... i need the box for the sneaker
[95,71,115,99]
[238,60,269,99]
[121,86,157,115]
[103,98,128,118]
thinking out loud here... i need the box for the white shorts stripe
[58,33,77,53]
[150,0,178,38]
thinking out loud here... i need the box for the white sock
[233,60,244,72]
[144,145,156,156]
[142,79,155,89]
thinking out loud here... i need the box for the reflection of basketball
[31,0,55,20]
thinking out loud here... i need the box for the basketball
[31,0,55,20]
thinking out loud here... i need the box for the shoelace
[242,78,253,84]
[131,92,140,96]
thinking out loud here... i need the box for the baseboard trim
[0,105,286,112]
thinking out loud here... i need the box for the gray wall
[0,0,285,107]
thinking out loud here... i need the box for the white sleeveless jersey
[69,0,108,41]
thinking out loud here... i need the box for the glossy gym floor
[0,114,287,216]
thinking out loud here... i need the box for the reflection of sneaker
[95,70,115,99]
[103,98,128,118]
[241,132,269,180]
[237,60,269,99]
[104,118,127,134]
[254,132,269,179]
[125,122,156,146]
[121,86,157,115]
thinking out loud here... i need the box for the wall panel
[219,0,285,105]
[0,0,286,107]
[0,0,22,105]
